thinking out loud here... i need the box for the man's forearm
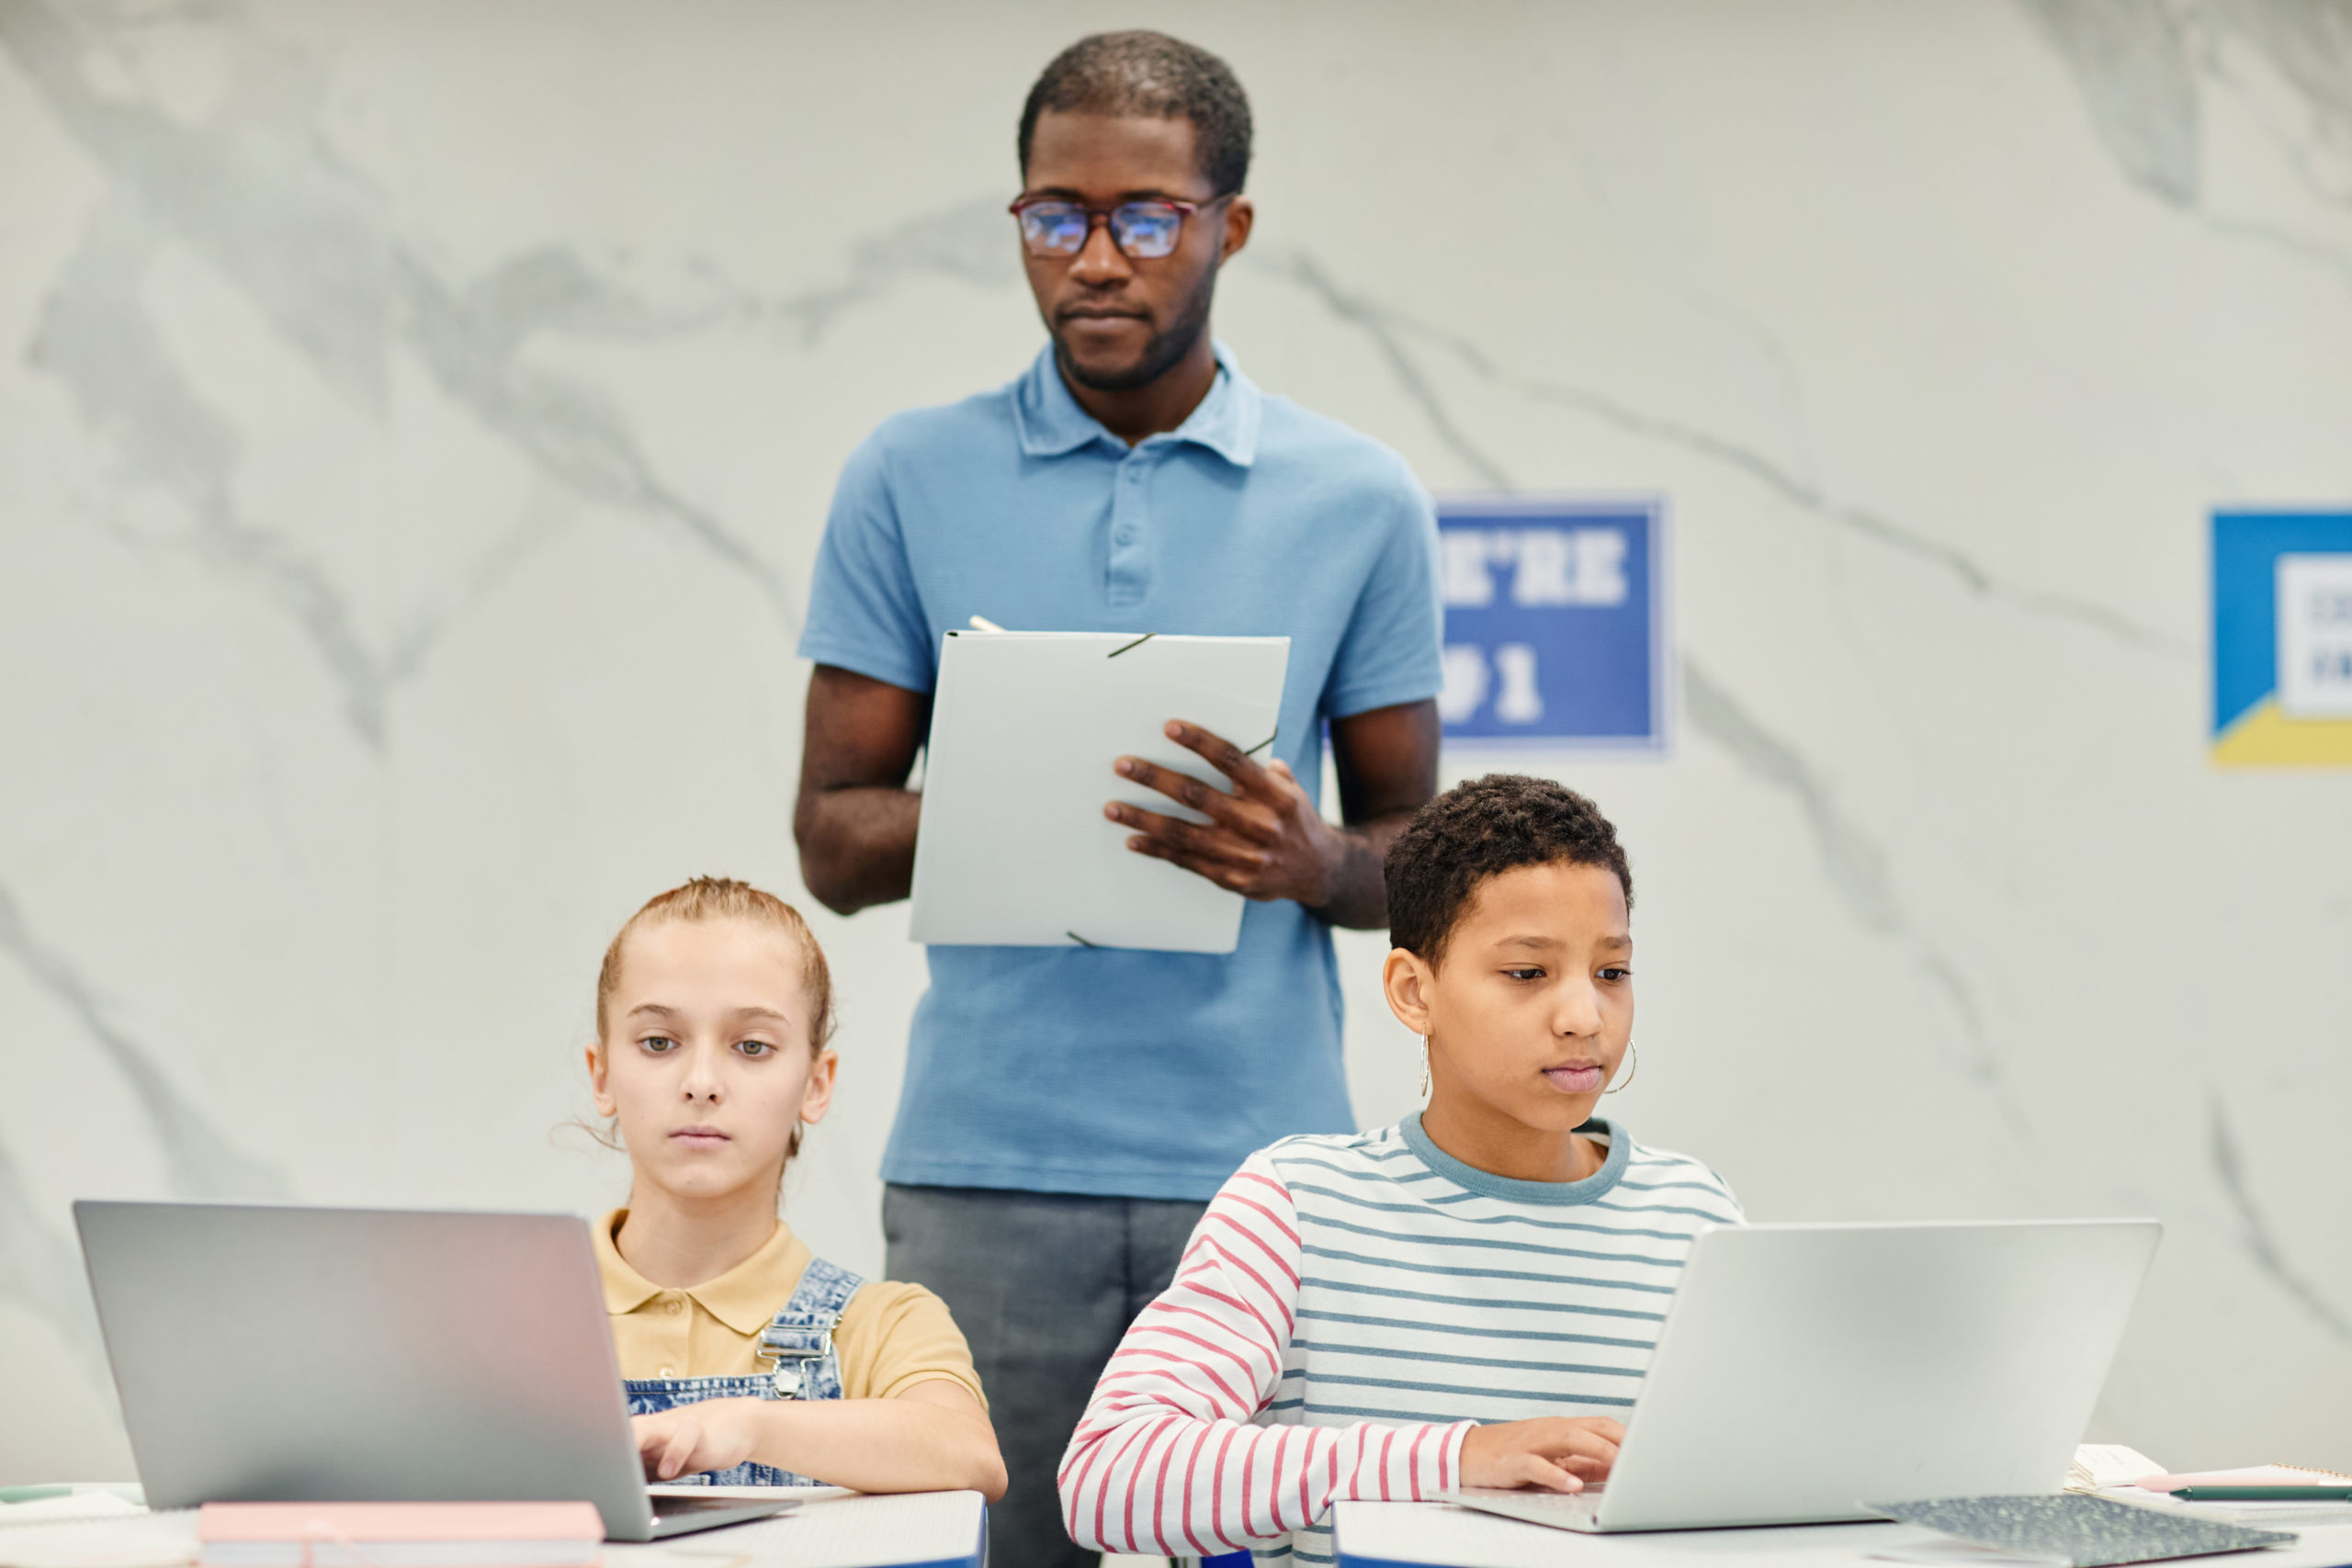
[794,786,922,916]
[1310,812,1415,930]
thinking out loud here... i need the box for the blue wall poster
[2211,509,2352,767]
[1434,498,1669,750]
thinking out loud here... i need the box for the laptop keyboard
[651,1495,757,1516]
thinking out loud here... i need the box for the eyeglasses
[1008,196,1223,260]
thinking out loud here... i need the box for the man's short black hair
[1385,775,1634,965]
[1018,31,1252,197]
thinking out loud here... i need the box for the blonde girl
[585,877,1005,1497]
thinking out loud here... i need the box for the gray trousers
[885,1183,1211,1568]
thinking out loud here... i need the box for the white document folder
[909,630,1291,953]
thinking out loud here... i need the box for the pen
[2170,1485,2352,1501]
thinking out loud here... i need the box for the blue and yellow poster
[1435,499,1668,750]
[2211,509,2352,766]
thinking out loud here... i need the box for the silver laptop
[1452,1218,2160,1533]
[75,1201,800,1541]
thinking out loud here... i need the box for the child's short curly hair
[1385,774,1633,965]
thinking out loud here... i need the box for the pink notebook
[198,1503,602,1568]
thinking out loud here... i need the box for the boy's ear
[797,1048,840,1128]
[586,1042,616,1118]
[1382,947,1436,1036]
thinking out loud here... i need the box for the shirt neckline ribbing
[1399,1111,1632,1205]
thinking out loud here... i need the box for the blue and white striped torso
[1265,1116,1744,1434]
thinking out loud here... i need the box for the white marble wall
[3,0,2347,1484]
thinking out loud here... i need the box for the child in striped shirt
[1058,774,1744,1564]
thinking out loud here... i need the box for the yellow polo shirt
[594,1210,985,1406]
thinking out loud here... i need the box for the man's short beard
[1056,264,1220,394]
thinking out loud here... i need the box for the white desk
[612,1493,985,1568]
[0,1494,985,1568]
[1331,1501,2352,1568]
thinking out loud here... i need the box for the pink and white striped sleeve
[1057,1151,1474,1557]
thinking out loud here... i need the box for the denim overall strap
[756,1256,864,1400]
[619,1256,865,1486]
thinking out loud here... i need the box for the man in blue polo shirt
[794,31,1442,1564]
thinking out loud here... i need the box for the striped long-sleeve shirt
[1057,1114,1743,1564]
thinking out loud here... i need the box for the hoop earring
[1605,1039,1637,1094]
[1419,1035,1431,1100]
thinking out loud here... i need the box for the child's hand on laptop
[1459,1417,1624,1493]
[632,1400,765,1482]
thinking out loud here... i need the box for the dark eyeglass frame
[1007,194,1228,260]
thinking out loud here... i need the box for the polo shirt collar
[594,1208,814,1336]
[1012,338,1261,467]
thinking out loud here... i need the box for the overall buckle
[754,1323,836,1399]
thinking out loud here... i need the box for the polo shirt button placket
[1109,457,1148,607]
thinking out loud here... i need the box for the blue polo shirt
[798,343,1442,1200]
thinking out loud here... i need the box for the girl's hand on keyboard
[1459,1417,1625,1493]
[632,1399,764,1481]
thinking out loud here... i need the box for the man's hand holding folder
[1108,719,1337,905]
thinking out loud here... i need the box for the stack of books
[2064,1446,2352,1529]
